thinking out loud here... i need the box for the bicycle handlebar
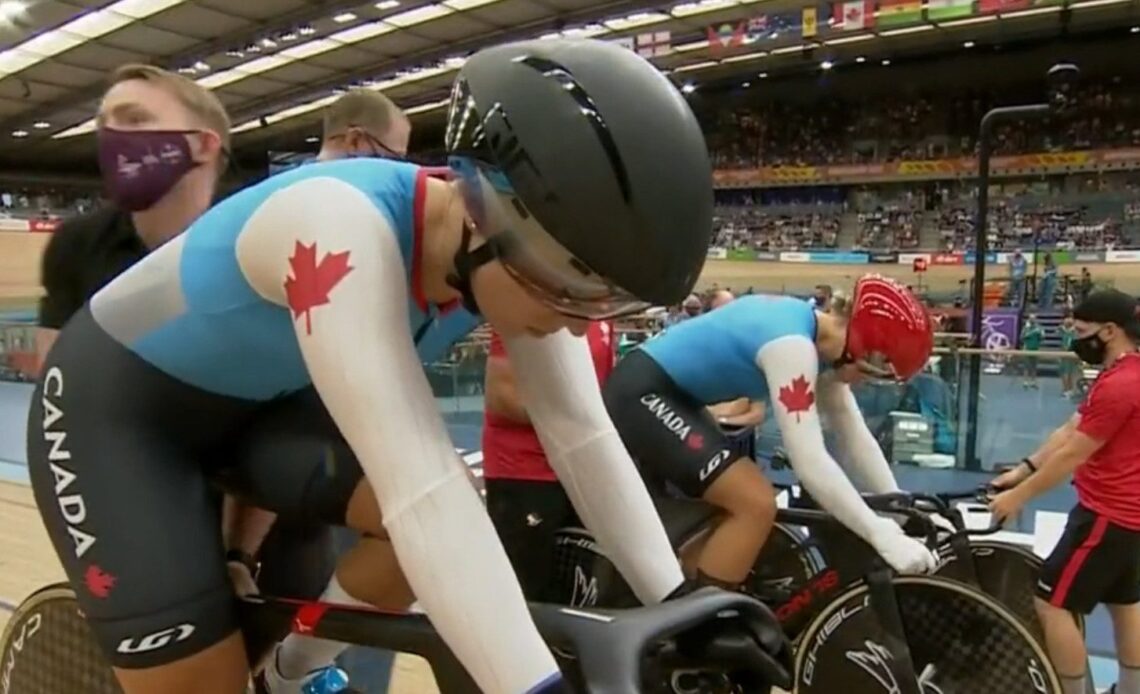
[531,588,792,693]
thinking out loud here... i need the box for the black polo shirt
[37,206,148,329]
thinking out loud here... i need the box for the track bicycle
[0,581,792,694]
[553,493,1063,693]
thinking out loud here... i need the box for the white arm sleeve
[816,374,900,494]
[236,178,557,694]
[503,331,685,604]
[756,336,890,545]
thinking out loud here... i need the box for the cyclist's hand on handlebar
[871,521,939,574]
[988,486,1029,525]
[226,559,259,597]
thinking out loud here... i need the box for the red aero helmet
[846,275,934,380]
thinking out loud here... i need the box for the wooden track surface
[0,480,65,636]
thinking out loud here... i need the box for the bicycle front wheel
[0,583,122,694]
[935,540,1085,643]
[794,575,1061,694]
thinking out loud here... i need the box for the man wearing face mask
[316,89,410,161]
[990,289,1140,694]
[34,64,353,693]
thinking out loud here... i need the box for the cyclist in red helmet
[604,274,938,592]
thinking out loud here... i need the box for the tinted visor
[842,350,905,384]
[450,155,648,320]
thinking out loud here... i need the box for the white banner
[1105,250,1140,263]
[706,247,727,260]
[897,253,930,265]
[780,252,810,263]
[0,218,29,232]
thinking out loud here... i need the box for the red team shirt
[1075,352,1140,530]
[482,322,616,482]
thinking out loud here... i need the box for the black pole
[963,103,1051,471]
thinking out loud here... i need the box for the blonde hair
[322,89,403,139]
[110,64,232,153]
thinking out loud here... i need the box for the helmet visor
[854,352,904,383]
[451,155,649,320]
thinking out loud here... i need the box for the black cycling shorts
[26,308,364,669]
[1036,505,1140,614]
[485,478,579,603]
[602,350,735,498]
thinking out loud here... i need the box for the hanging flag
[878,0,923,26]
[611,36,635,51]
[925,0,974,20]
[635,31,671,57]
[831,0,873,30]
[802,6,819,37]
[707,21,746,52]
[978,0,1031,12]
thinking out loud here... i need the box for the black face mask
[1072,332,1107,365]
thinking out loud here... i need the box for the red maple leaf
[284,241,354,335]
[84,565,116,599]
[687,433,704,450]
[778,375,815,423]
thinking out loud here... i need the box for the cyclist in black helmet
[26,39,768,694]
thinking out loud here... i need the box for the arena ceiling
[0,0,1136,171]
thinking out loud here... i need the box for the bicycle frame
[763,507,928,694]
[237,595,481,692]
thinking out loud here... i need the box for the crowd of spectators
[0,187,96,218]
[712,205,841,250]
[705,80,1140,170]
[935,201,1125,251]
[854,207,922,249]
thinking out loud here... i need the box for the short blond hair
[110,64,231,152]
[322,89,403,139]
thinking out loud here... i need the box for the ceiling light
[759,71,768,78]
[0,0,26,22]
[376,0,400,7]
[298,25,316,35]
[963,40,975,48]
[1131,26,1139,33]
[881,58,891,65]
[32,121,49,129]
[742,81,751,87]
[855,55,866,63]
[305,136,319,143]
[333,12,357,22]
[11,129,28,138]
[681,83,696,93]
[820,59,834,70]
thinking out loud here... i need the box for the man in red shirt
[990,289,1140,694]
[483,321,615,601]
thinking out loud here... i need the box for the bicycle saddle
[530,587,792,694]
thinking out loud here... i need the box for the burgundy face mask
[97,127,200,212]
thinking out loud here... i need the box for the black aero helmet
[445,38,713,318]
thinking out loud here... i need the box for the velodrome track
[6,232,1140,303]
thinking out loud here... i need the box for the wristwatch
[225,548,259,575]
[1021,457,1038,473]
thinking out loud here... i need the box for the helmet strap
[446,222,498,315]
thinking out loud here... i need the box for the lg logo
[116,623,195,654]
